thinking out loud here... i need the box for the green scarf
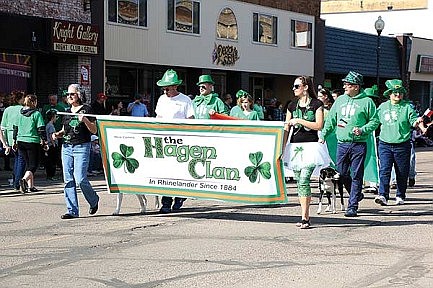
[194,92,219,106]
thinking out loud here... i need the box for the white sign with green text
[97,116,287,205]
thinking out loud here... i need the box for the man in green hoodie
[193,75,228,119]
[319,71,379,217]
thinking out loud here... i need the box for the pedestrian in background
[374,79,422,206]
[319,71,379,217]
[222,93,233,112]
[127,94,149,117]
[91,92,110,115]
[52,84,99,219]
[155,69,194,213]
[44,109,59,181]
[283,76,328,229]
[14,94,47,193]
[1,91,26,191]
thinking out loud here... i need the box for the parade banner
[97,116,287,205]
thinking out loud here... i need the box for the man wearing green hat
[319,71,379,217]
[192,75,228,119]
[374,79,422,207]
[155,69,194,213]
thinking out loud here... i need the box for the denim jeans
[391,141,416,181]
[378,140,411,200]
[336,142,367,211]
[13,151,26,190]
[62,142,99,216]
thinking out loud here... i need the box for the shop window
[217,8,238,40]
[290,20,312,49]
[108,0,147,27]
[167,0,200,34]
[253,13,277,45]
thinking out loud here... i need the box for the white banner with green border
[97,116,288,205]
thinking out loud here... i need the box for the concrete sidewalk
[0,148,432,287]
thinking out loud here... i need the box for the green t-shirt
[0,105,22,145]
[16,109,45,143]
[377,100,418,144]
[230,106,259,120]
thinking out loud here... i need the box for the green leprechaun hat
[196,75,215,85]
[157,69,183,87]
[383,79,407,97]
[364,85,379,98]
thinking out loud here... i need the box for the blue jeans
[336,142,367,211]
[13,151,26,190]
[62,143,99,216]
[378,140,411,200]
[391,141,416,181]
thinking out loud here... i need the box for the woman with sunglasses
[52,84,99,219]
[283,76,329,229]
[374,79,422,206]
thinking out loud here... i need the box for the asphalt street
[0,148,432,288]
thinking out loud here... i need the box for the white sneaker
[374,195,388,206]
[395,197,405,205]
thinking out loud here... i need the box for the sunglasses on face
[293,84,302,90]
[66,93,77,97]
[199,85,207,89]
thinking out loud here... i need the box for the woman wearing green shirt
[374,79,422,206]
[14,94,47,193]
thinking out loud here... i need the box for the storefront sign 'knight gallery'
[51,20,99,55]
[97,117,287,205]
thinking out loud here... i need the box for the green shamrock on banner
[244,151,271,183]
[111,144,139,173]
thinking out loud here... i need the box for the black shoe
[29,187,39,192]
[344,208,358,217]
[159,206,171,214]
[19,179,28,193]
[358,192,365,202]
[61,213,77,219]
[408,178,415,187]
[89,204,98,215]
[172,198,186,211]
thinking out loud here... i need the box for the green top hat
[236,89,250,99]
[342,71,364,86]
[383,79,407,97]
[157,69,183,87]
[364,85,379,98]
[197,75,215,85]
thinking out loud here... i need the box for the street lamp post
[375,16,385,89]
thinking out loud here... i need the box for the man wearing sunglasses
[192,75,228,119]
[319,71,379,217]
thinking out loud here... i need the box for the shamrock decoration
[111,144,139,173]
[244,151,271,183]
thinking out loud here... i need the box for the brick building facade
[0,0,103,104]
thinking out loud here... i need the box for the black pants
[45,145,58,178]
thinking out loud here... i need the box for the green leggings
[293,165,315,197]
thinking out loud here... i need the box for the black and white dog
[317,167,345,214]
